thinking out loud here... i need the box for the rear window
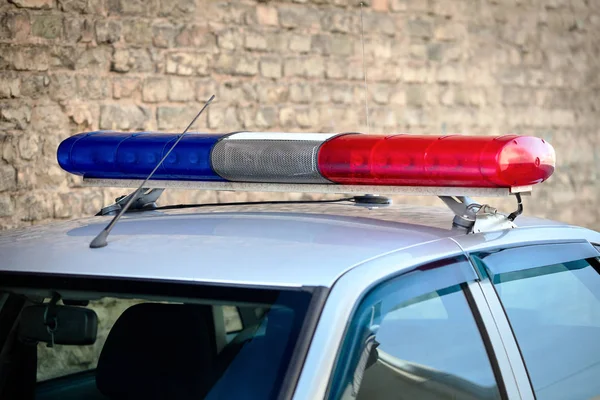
[0,274,313,400]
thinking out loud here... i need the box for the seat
[95,303,217,400]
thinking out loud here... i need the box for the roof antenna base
[96,188,164,216]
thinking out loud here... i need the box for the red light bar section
[317,134,555,188]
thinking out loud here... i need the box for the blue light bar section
[57,131,226,181]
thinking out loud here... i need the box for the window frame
[325,255,510,400]
[468,239,600,400]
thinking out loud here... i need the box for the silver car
[1,130,599,400]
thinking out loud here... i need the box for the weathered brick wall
[0,0,598,231]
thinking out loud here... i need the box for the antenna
[359,2,370,133]
[89,94,216,249]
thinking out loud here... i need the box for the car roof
[0,200,576,288]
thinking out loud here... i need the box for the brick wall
[1,0,599,231]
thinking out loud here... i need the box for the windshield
[0,274,314,400]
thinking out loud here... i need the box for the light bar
[57,131,555,189]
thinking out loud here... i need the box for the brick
[113,77,139,99]
[95,20,121,44]
[437,65,465,83]
[63,17,84,42]
[0,75,21,98]
[176,25,216,49]
[57,0,91,13]
[402,67,433,83]
[195,79,217,103]
[207,106,238,129]
[245,32,268,51]
[331,85,353,104]
[31,15,63,39]
[159,0,195,17]
[279,5,320,29]
[206,2,253,25]
[168,77,195,102]
[48,74,77,101]
[279,107,295,127]
[0,165,17,192]
[407,18,433,38]
[283,57,324,78]
[363,13,395,36]
[312,34,331,55]
[325,59,347,79]
[54,193,81,219]
[76,75,110,100]
[0,13,31,41]
[321,11,357,34]
[75,46,112,72]
[214,53,258,76]
[435,22,467,41]
[152,22,180,48]
[217,29,243,50]
[256,106,277,128]
[1,46,50,71]
[390,0,407,11]
[8,0,52,9]
[21,74,50,99]
[0,194,14,218]
[260,58,282,79]
[256,5,278,26]
[122,19,152,46]
[18,193,54,222]
[371,84,391,105]
[165,52,210,76]
[18,135,39,161]
[237,107,257,129]
[218,81,257,106]
[142,78,168,102]
[157,106,203,130]
[108,0,159,16]
[100,104,152,130]
[295,107,319,128]
[1,104,31,130]
[289,34,311,53]
[390,88,406,105]
[331,35,353,56]
[290,83,312,104]
[372,0,388,11]
[257,84,288,103]
[30,104,69,134]
[64,102,97,126]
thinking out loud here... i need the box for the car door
[324,254,512,400]
[470,241,600,400]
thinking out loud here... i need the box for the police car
[0,122,599,400]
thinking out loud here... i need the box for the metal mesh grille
[211,139,330,183]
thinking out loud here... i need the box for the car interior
[0,290,295,400]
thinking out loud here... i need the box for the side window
[328,256,502,400]
[472,242,600,400]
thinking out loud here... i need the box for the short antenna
[359,2,370,133]
[89,94,215,249]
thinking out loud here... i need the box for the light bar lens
[317,134,555,187]
[57,131,224,180]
